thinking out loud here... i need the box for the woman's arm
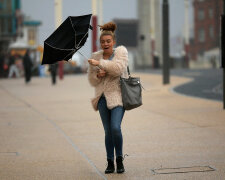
[87,53,105,87]
[98,46,128,77]
[87,64,102,87]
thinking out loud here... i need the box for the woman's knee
[103,126,111,135]
[111,125,121,136]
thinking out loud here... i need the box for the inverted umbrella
[41,14,92,65]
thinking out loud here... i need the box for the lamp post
[222,0,225,109]
[92,0,98,52]
[162,0,170,84]
[54,0,63,80]
[150,0,155,68]
[184,0,190,68]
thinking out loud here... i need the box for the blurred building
[114,19,138,48]
[137,0,161,69]
[9,18,41,56]
[0,0,42,77]
[0,0,41,55]
[114,0,162,70]
[189,0,223,67]
[113,19,138,70]
[8,17,41,76]
[0,0,22,51]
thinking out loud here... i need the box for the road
[0,73,225,180]
[140,68,223,102]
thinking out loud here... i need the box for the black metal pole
[162,0,170,84]
[223,0,225,109]
[223,68,225,109]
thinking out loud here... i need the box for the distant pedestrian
[8,54,20,78]
[210,56,216,68]
[88,22,128,174]
[23,50,33,83]
[49,63,58,85]
[0,51,5,78]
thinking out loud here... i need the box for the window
[0,17,6,34]
[7,17,12,34]
[6,0,12,13]
[28,28,36,45]
[0,0,4,11]
[198,9,204,21]
[209,26,214,38]
[0,18,2,36]
[209,8,213,19]
[198,28,205,42]
[0,1,3,9]
[15,0,20,9]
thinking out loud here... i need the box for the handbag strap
[127,66,131,77]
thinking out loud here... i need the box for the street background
[0,73,225,180]
[140,68,223,102]
[1,0,225,179]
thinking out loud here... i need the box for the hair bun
[99,22,117,32]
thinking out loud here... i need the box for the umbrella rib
[75,31,89,49]
[63,50,76,61]
[74,30,77,48]
[69,16,77,48]
[45,42,74,51]
[77,50,88,59]
[77,50,100,69]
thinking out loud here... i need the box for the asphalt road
[139,68,223,102]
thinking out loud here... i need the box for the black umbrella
[41,14,92,65]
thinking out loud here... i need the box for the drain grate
[151,166,215,174]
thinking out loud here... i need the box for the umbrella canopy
[42,14,92,65]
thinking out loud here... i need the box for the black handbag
[120,67,142,110]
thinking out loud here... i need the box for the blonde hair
[99,22,117,40]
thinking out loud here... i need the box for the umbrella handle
[77,50,100,70]
[77,50,88,60]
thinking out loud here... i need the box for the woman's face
[100,35,115,54]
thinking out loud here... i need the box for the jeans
[97,96,125,160]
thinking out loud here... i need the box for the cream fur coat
[88,45,129,111]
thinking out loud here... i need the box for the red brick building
[190,0,223,60]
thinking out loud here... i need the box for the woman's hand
[88,59,100,66]
[97,69,106,78]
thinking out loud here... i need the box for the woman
[88,22,128,174]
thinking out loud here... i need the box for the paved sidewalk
[0,73,225,180]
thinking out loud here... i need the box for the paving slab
[0,73,225,180]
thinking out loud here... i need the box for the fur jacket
[88,45,129,111]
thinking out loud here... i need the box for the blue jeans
[97,96,125,160]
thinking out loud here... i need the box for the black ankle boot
[116,156,125,173]
[105,159,115,174]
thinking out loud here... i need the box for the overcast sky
[21,0,192,56]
